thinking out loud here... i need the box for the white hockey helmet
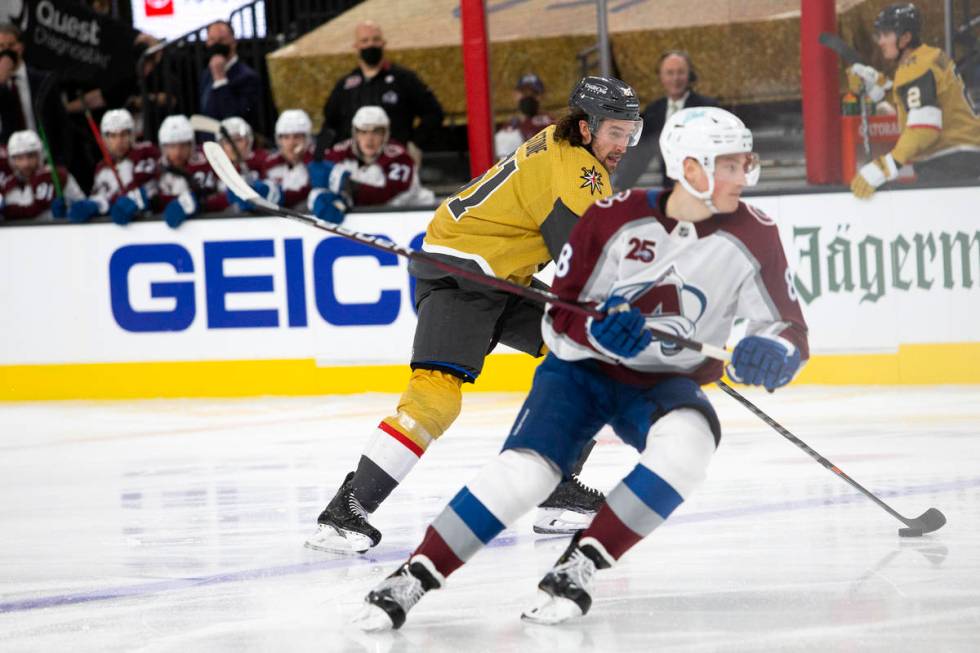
[158,115,194,145]
[352,105,390,132]
[660,107,760,208]
[275,109,312,137]
[101,108,135,135]
[7,129,42,157]
[220,116,253,146]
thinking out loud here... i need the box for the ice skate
[351,556,444,631]
[533,474,604,535]
[305,472,381,554]
[521,534,610,625]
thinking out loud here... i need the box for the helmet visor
[714,152,761,186]
[593,117,644,147]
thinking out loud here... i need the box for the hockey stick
[818,33,871,158]
[190,114,245,167]
[202,141,730,363]
[714,380,947,537]
[33,73,63,199]
[80,97,126,193]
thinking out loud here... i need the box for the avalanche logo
[579,165,604,195]
[614,265,707,356]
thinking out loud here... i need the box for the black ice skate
[522,532,612,625]
[533,474,605,534]
[351,556,444,631]
[304,471,381,554]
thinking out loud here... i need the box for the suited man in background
[199,20,261,126]
[0,24,66,161]
[614,50,718,189]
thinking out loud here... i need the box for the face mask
[359,46,383,67]
[206,43,231,59]
[518,96,539,118]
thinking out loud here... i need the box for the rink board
[1,186,978,399]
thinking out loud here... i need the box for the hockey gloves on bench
[729,335,801,392]
[587,296,652,359]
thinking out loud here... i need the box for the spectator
[154,115,225,228]
[320,20,444,158]
[613,50,718,190]
[68,109,159,225]
[0,142,10,187]
[199,20,261,126]
[494,73,555,158]
[0,24,67,160]
[0,129,83,222]
[321,105,434,207]
[228,109,311,212]
[218,116,268,185]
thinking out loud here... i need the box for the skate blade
[304,524,374,555]
[532,508,595,535]
[521,591,583,625]
[350,602,396,632]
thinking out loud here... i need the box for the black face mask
[359,46,383,67]
[0,49,19,66]
[206,43,231,60]
[518,96,539,118]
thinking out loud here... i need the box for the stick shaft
[714,380,916,526]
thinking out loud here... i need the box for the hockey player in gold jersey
[848,2,980,198]
[305,76,644,554]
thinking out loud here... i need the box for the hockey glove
[846,64,890,103]
[50,196,67,219]
[728,335,801,392]
[110,187,149,225]
[307,160,334,189]
[164,192,198,229]
[308,188,347,224]
[850,153,899,199]
[68,199,101,223]
[251,179,282,206]
[587,296,652,359]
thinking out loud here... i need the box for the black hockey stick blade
[898,507,946,537]
[818,32,864,65]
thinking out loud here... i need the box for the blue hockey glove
[588,296,652,359]
[50,197,67,219]
[308,188,347,224]
[68,199,100,223]
[728,335,801,392]
[307,160,334,189]
[164,192,198,229]
[110,188,148,225]
[251,179,282,206]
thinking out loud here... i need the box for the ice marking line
[1,477,976,615]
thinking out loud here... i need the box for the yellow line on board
[2,343,979,401]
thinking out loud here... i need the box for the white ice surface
[1,386,979,652]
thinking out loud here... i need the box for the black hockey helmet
[874,3,922,42]
[569,76,642,144]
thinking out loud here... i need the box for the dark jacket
[321,62,444,149]
[613,90,718,190]
[199,58,261,125]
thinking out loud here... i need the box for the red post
[460,0,494,178]
[800,0,842,184]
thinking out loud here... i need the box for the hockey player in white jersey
[351,107,809,630]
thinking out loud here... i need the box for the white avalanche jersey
[544,188,809,386]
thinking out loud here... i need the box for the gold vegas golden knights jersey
[422,125,611,284]
[890,44,980,165]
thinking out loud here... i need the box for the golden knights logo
[579,165,604,195]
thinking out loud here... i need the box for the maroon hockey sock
[580,504,643,561]
[413,526,465,578]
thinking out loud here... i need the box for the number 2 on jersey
[447,156,518,220]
